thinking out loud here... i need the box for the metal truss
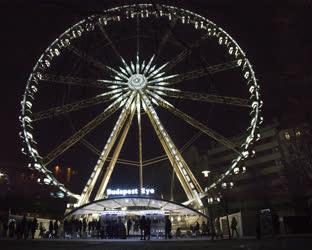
[157,89,250,107]
[77,93,136,206]
[141,92,203,206]
[42,92,131,166]
[32,89,125,121]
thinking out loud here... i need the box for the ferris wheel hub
[128,74,147,90]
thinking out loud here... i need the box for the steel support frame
[94,101,136,200]
[141,92,203,206]
[77,92,136,206]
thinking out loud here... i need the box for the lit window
[284,132,290,140]
[295,130,301,137]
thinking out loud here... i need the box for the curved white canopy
[65,196,206,218]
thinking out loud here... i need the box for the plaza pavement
[0,235,312,250]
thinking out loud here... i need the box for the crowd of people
[0,216,38,239]
[0,215,239,240]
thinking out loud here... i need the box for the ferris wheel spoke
[165,33,210,71]
[77,93,136,206]
[143,131,203,167]
[98,20,133,74]
[32,89,125,121]
[155,19,177,59]
[141,93,203,205]
[80,138,140,166]
[40,74,113,89]
[165,60,241,86]
[98,21,123,61]
[42,91,131,166]
[159,89,250,107]
[136,13,140,59]
[67,45,111,75]
[150,93,240,155]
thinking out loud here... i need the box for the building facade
[190,120,312,235]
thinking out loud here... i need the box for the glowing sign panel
[107,188,155,196]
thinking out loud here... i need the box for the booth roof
[65,196,206,218]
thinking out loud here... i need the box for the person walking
[139,216,146,240]
[126,218,132,237]
[230,217,239,238]
[165,216,172,239]
[194,222,200,236]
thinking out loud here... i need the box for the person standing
[201,221,207,236]
[126,218,132,237]
[21,216,27,240]
[83,218,87,235]
[139,216,146,240]
[8,219,15,238]
[1,218,8,238]
[39,222,45,238]
[31,217,38,239]
[145,217,151,240]
[53,220,59,238]
[230,217,239,238]
[194,222,200,236]
[165,216,172,239]
[214,217,223,239]
[49,220,53,238]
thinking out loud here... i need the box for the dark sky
[0,0,311,198]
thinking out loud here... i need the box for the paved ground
[1,236,312,250]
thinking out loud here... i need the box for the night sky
[0,0,311,200]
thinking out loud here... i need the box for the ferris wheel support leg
[141,93,203,207]
[94,101,136,200]
[136,95,144,193]
[77,93,136,206]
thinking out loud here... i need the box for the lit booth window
[64,196,207,237]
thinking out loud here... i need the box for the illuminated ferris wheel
[20,4,262,208]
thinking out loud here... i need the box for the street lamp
[221,181,234,239]
[202,170,211,178]
[202,170,219,240]
[202,169,234,240]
